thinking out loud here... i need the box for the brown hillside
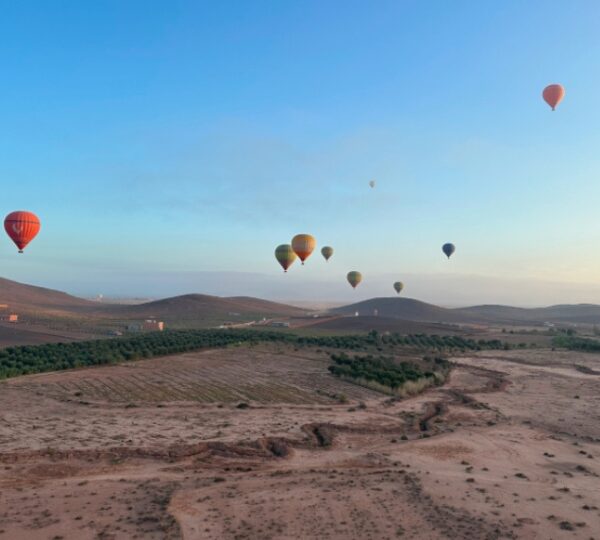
[332,297,473,323]
[333,297,600,325]
[0,277,96,314]
[305,315,469,335]
[109,293,307,320]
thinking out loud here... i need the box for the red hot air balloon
[4,211,41,253]
[542,84,565,111]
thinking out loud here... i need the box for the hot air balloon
[369,180,376,188]
[542,84,565,111]
[4,211,41,253]
[291,234,316,265]
[347,271,362,289]
[321,246,334,261]
[275,244,297,272]
[393,281,404,295]
[442,243,456,259]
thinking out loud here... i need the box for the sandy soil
[0,346,599,539]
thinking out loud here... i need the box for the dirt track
[0,346,599,539]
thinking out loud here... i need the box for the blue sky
[1,0,600,305]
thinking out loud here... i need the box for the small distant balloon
[369,180,376,189]
[347,271,362,289]
[291,234,316,265]
[393,281,404,295]
[275,244,297,273]
[542,84,565,111]
[321,246,334,261]
[442,243,456,259]
[4,211,41,253]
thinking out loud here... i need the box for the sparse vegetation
[551,335,600,352]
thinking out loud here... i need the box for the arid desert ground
[0,344,599,540]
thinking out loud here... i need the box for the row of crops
[0,328,507,379]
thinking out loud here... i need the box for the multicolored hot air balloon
[321,246,334,261]
[4,211,41,253]
[542,84,565,111]
[274,244,297,273]
[369,180,376,188]
[347,271,362,289]
[291,234,316,265]
[393,281,404,295]
[442,243,456,259]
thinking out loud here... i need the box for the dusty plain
[0,344,599,539]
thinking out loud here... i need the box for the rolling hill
[0,278,307,326]
[459,304,600,324]
[332,297,600,326]
[332,297,475,324]
[110,293,307,322]
[0,277,96,315]
[4,275,600,328]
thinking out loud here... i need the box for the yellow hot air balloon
[393,281,404,295]
[275,244,297,272]
[321,246,334,261]
[347,271,362,289]
[291,234,316,265]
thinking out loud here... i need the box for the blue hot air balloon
[442,243,456,259]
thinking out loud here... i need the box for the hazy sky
[2,1,600,306]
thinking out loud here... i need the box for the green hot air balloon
[275,244,297,273]
[347,271,362,289]
[393,281,404,295]
[321,246,334,261]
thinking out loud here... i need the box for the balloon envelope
[4,211,41,253]
[275,244,297,272]
[347,271,362,289]
[291,234,316,264]
[442,243,456,259]
[393,281,404,294]
[369,180,375,188]
[542,84,565,111]
[321,246,334,261]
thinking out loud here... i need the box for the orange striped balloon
[291,234,316,265]
[4,211,41,253]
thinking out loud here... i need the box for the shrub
[328,353,450,396]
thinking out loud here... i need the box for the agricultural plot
[9,345,382,405]
[0,324,91,348]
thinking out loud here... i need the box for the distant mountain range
[2,277,600,326]
[333,297,600,325]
